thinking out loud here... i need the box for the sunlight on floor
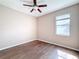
[57,50,78,59]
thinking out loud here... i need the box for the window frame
[55,14,71,36]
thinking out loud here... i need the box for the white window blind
[56,14,70,36]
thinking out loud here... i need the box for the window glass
[56,14,70,36]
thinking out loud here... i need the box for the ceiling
[0,0,79,17]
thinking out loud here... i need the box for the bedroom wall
[78,4,79,50]
[0,4,37,50]
[37,4,79,51]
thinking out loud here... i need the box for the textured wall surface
[37,4,79,51]
[0,5,37,50]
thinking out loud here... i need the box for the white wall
[37,4,79,51]
[0,5,37,50]
[78,5,79,50]
[0,3,79,51]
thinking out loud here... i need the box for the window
[56,14,70,36]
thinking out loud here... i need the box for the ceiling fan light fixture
[22,0,47,13]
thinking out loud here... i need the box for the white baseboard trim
[0,39,79,52]
[0,39,36,51]
[38,39,79,52]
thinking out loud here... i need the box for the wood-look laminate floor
[0,40,79,59]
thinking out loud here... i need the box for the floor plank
[0,40,79,59]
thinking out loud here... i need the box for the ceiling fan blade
[38,9,42,13]
[23,4,33,7]
[33,0,37,5]
[30,9,34,12]
[38,5,47,7]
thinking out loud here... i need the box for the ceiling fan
[23,0,47,13]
